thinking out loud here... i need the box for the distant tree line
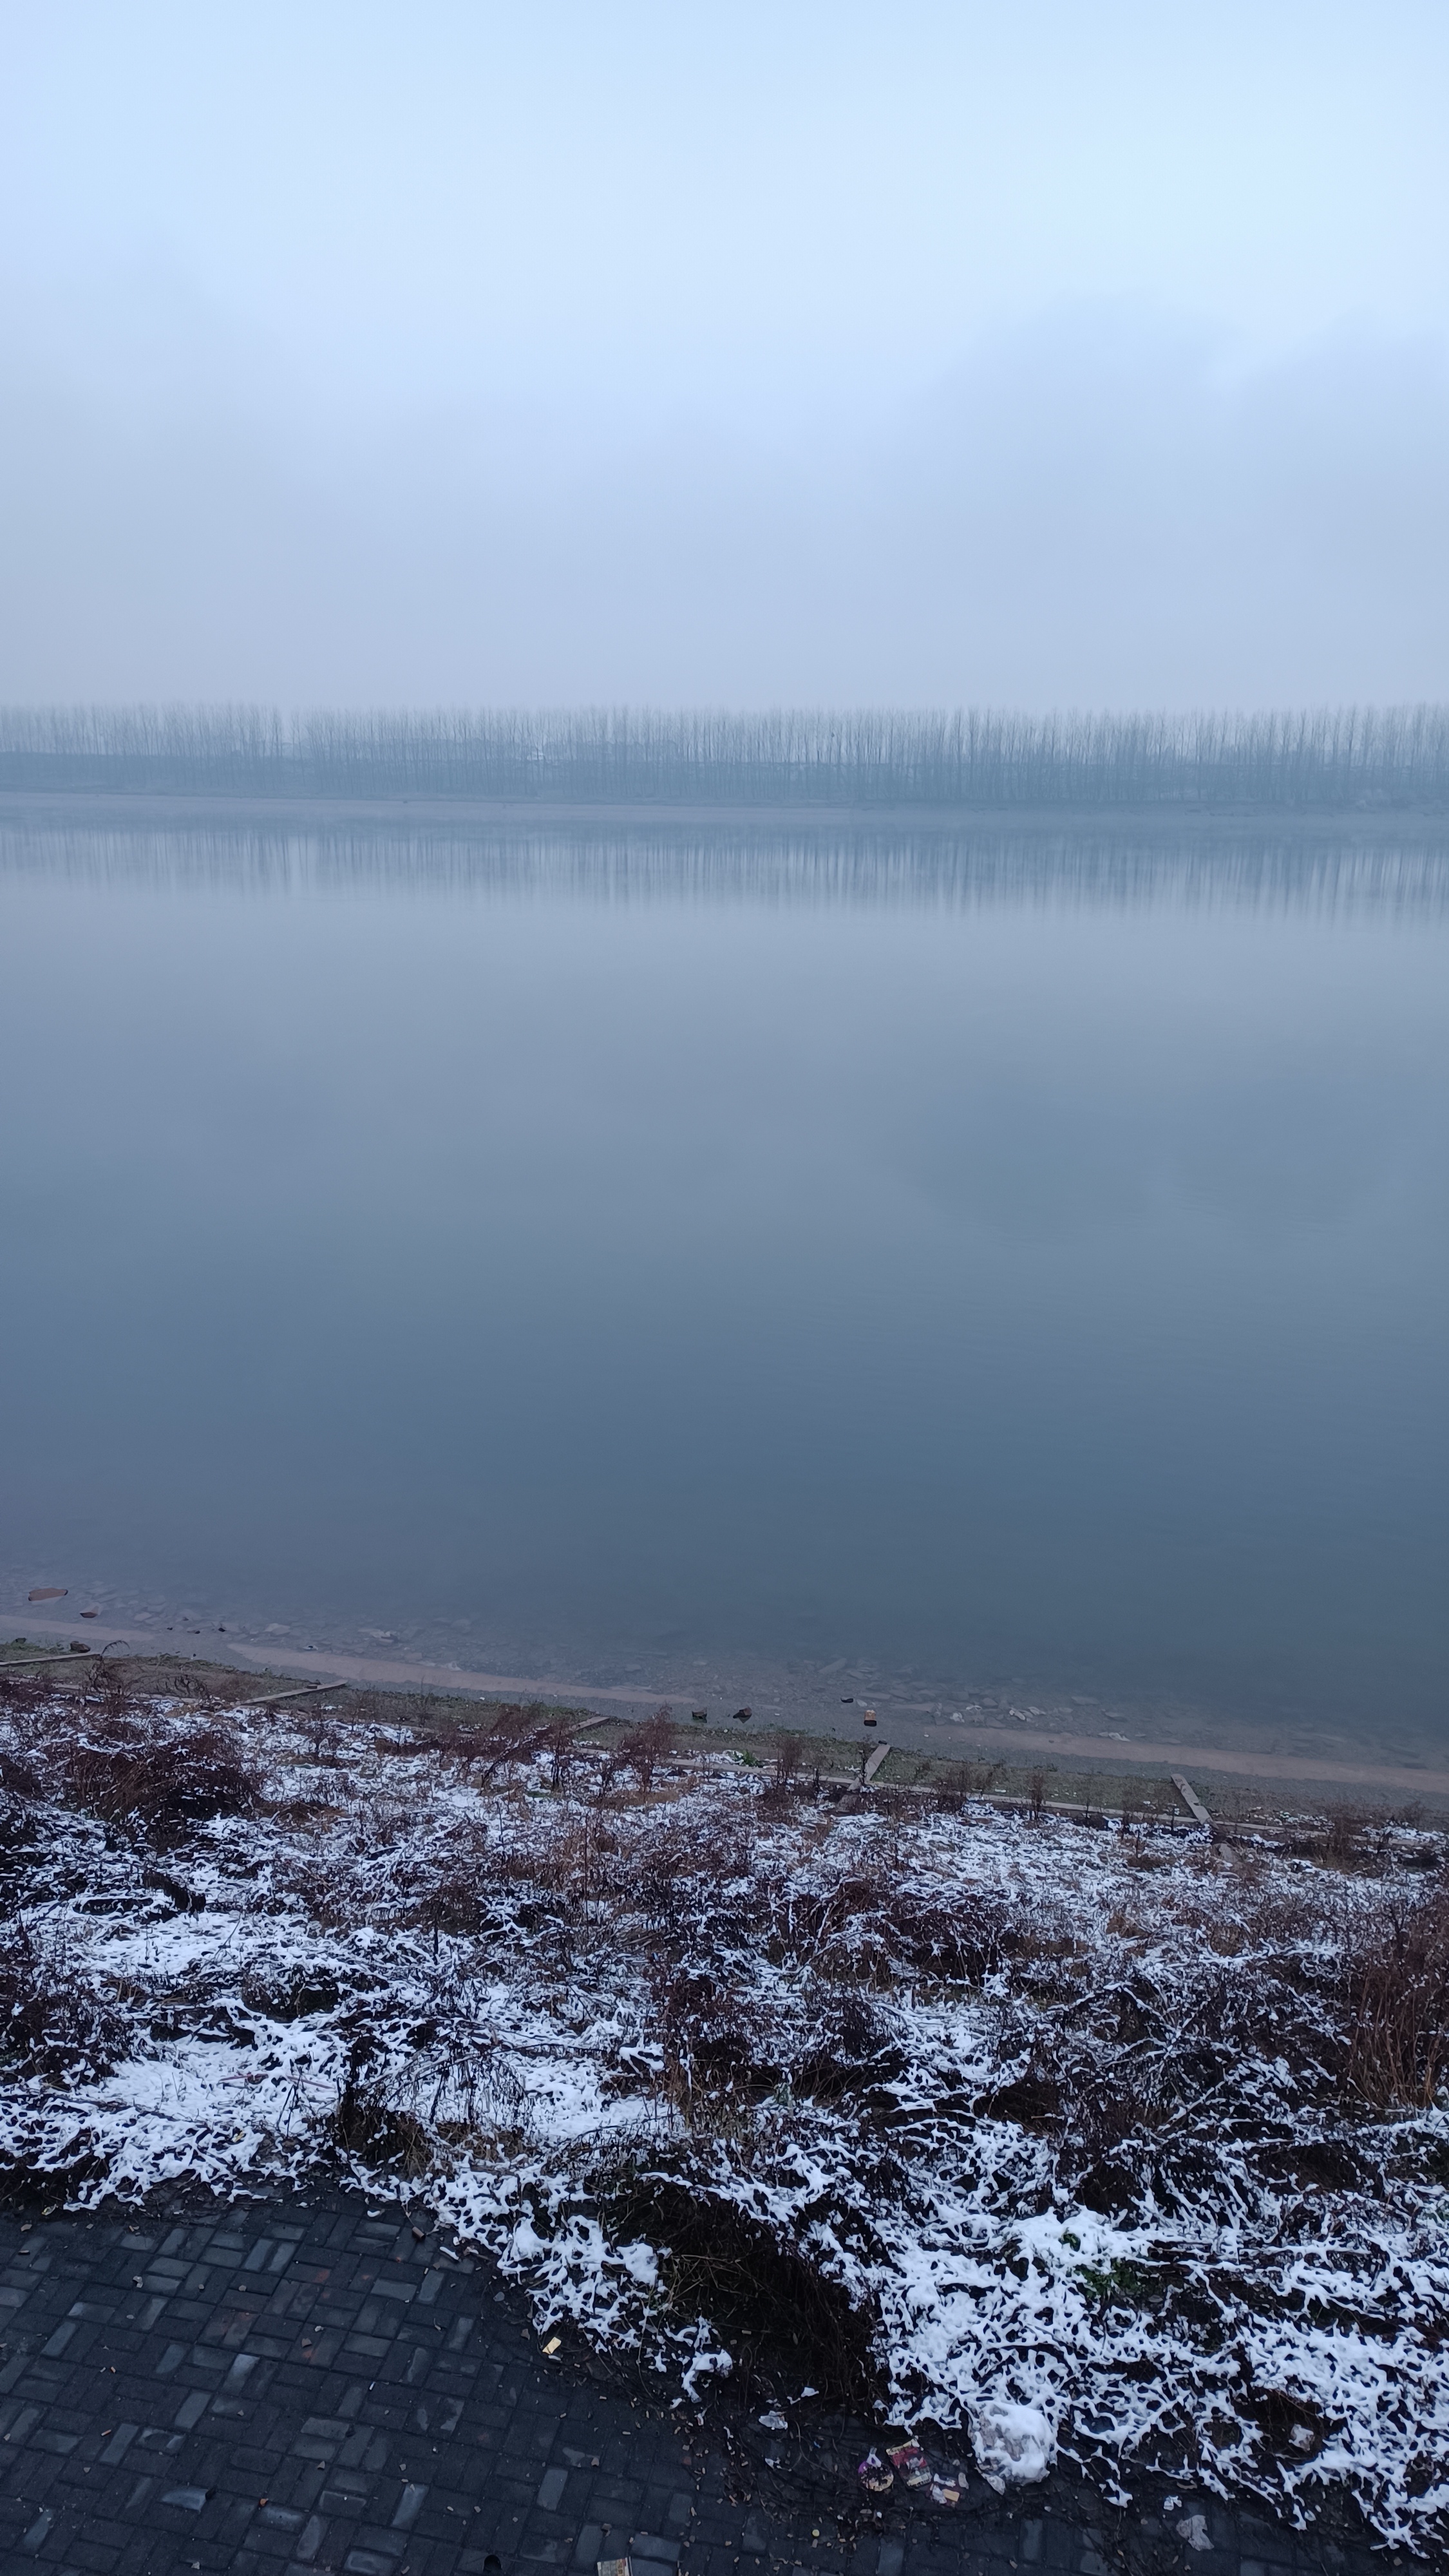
[2,703,1446,808]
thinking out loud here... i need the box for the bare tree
[5,702,1445,813]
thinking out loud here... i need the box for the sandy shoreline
[908,1716,1449,1797]
[7,1610,1446,1803]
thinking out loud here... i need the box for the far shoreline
[3,785,1449,846]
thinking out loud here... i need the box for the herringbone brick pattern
[0,2198,1372,2576]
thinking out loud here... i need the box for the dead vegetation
[332,2045,431,2176]
[3,1694,261,1839]
[62,1719,258,1836]
[603,2162,882,2409]
[1343,1881,1449,2108]
[0,1922,126,2080]
[0,1683,1446,2546]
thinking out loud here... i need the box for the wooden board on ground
[254,1679,353,1706]
[1171,1772,1213,1827]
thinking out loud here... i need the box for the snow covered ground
[1,1683,1446,2550]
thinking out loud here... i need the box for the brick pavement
[0,2193,1385,2576]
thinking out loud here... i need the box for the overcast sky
[3,1,1446,709]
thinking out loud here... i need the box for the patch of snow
[0,1689,1445,2550]
[970,2399,1057,2492]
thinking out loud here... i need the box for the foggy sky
[3,1,1447,710]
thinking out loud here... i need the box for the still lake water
[2,813,1446,1757]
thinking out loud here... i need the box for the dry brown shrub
[0,1747,43,1801]
[0,1922,128,2079]
[656,1964,777,2109]
[0,1669,46,1717]
[435,1704,554,1788]
[618,1814,773,1949]
[791,1987,902,2101]
[771,1733,806,1792]
[269,1792,343,1830]
[62,1718,258,1835]
[239,1960,342,2021]
[1323,1804,1375,1868]
[1243,1882,1323,1945]
[614,1708,676,1795]
[278,1853,356,1927]
[1058,2079,1157,2218]
[417,1875,488,1935]
[87,1658,136,1726]
[1342,1881,1449,2107]
[332,2069,430,2175]
[543,1720,581,1792]
[627,1819,722,1929]
[802,1871,1017,1986]
[600,2164,882,2408]
[933,1763,973,1815]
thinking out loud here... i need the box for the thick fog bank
[3,310,1447,710]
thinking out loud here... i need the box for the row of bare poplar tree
[3,702,1447,808]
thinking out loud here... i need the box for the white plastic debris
[679,2343,732,2401]
[969,2400,1057,2492]
[1179,2512,1213,2552]
[759,2409,788,2431]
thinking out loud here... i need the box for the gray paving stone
[0,2192,1392,2576]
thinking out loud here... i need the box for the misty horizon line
[3,702,1448,812]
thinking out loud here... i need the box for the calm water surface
[2,817,1446,1756]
